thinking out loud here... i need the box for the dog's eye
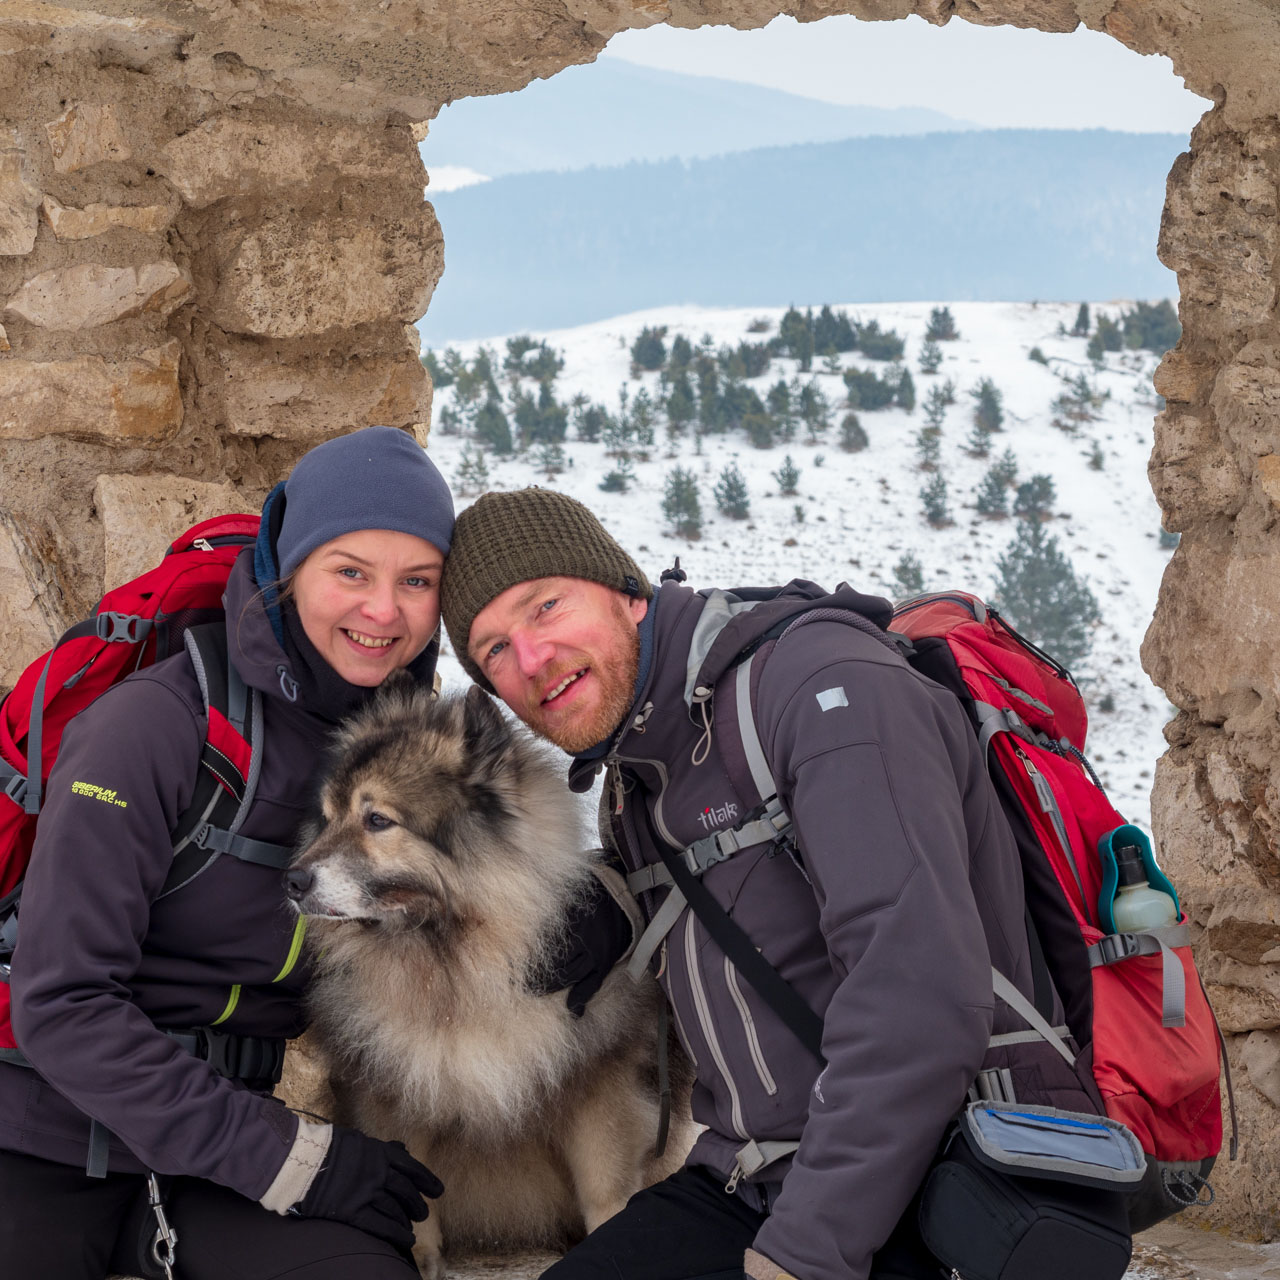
[365,811,396,832]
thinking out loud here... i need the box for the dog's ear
[462,684,512,768]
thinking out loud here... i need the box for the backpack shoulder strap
[161,624,292,898]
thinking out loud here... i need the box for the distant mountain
[419,129,1184,343]
[419,59,972,179]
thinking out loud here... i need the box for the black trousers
[0,1149,418,1280]
[541,1165,941,1280]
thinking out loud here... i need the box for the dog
[285,678,689,1278]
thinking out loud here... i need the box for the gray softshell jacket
[0,551,327,1197]
[570,580,1099,1280]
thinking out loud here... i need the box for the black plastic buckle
[2,772,28,809]
[95,612,153,644]
[1095,931,1140,966]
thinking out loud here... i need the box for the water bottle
[1109,842,1178,932]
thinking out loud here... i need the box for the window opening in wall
[417,14,1210,829]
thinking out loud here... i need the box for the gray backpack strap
[626,883,688,981]
[991,967,1076,1067]
[1088,923,1190,1028]
[735,651,777,803]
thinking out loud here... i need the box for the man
[440,488,1101,1280]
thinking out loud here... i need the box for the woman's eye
[404,576,433,589]
[337,567,362,580]
[365,811,395,831]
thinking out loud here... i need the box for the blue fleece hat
[275,426,455,579]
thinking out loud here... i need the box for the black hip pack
[918,1102,1143,1280]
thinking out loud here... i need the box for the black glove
[532,867,637,1016]
[295,1126,443,1252]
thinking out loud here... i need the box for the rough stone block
[1259,455,1280,509]
[220,345,429,440]
[0,322,8,352]
[0,515,59,689]
[0,130,40,256]
[1243,1030,1280,1109]
[5,260,191,329]
[0,2,185,63]
[210,206,442,338]
[41,195,173,240]
[0,340,182,442]
[44,103,131,173]
[158,117,412,208]
[94,473,247,590]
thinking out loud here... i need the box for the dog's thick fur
[290,679,689,1277]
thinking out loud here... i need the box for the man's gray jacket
[569,579,1099,1280]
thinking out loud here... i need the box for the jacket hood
[223,547,300,704]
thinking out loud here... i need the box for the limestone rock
[1259,456,1280,508]
[44,103,131,173]
[219,344,430,440]
[1243,1031,1280,1110]
[0,341,182,442]
[0,323,8,352]
[93,474,247,590]
[158,117,414,208]
[0,514,60,688]
[5,261,192,330]
[40,196,173,241]
[209,206,442,338]
[0,2,186,64]
[0,130,40,256]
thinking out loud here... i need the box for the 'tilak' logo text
[696,801,739,832]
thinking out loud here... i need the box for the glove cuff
[260,1116,333,1214]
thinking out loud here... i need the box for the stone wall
[2,0,1280,1239]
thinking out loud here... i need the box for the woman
[0,426,453,1279]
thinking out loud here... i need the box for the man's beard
[522,611,642,755]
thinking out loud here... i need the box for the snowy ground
[421,299,1176,835]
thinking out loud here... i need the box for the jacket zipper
[724,956,778,1095]
[685,914,749,1139]
[1014,747,1086,909]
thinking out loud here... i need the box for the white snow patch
[426,165,492,193]
[424,299,1176,839]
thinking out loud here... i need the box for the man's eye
[486,641,507,661]
[539,599,558,614]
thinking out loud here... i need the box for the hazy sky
[605,15,1210,135]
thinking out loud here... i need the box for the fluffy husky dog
[287,679,687,1277]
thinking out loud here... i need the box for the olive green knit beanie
[441,488,651,689]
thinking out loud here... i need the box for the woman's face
[291,529,445,686]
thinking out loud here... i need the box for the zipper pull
[192,538,215,552]
[724,1166,743,1194]
[605,758,625,816]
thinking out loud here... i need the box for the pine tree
[667,333,694,375]
[1071,302,1091,337]
[630,325,668,373]
[975,468,1009,518]
[779,306,814,371]
[892,551,925,598]
[925,306,960,341]
[920,473,951,527]
[1014,473,1056,522]
[663,371,696,442]
[1088,440,1105,471]
[535,440,566,477]
[472,396,513,454]
[713,462,751,519]
[896,367,916,412]
[454,445,490,497]
[630,387,657,458]
[1028,346,1049,365]
[918,339,943,375]
[923,384,948,431]
[994,521,1100,670]
[839,412,868,452]
[857,320,905,361]
[798,379,830,443]
[966,421,993,458]
[940,378,957,406]
[663,467,703,539]
[744,409,776,449]
[1095,314,1123,352]
[602,411,632,459]
[915,426,941,471]
[421,348,453,388]
[773,454,801,496]
[991,448,1019,488]
[502,334,538,378]
[1121,299,1180,353]
[971,378,1004,433]
[1086,330,1106,367]
[767,380,797,442]
[599,458,636,493]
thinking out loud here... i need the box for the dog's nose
[283,867,314,900]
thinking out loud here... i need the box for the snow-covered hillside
[421,300,1176,833]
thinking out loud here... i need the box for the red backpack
[660,583,1232,1232]
[888,592,1232,1227]
[0,513,288,1067]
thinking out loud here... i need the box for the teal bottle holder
[1096,824,1181,934]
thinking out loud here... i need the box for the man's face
[468,576,649,754]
